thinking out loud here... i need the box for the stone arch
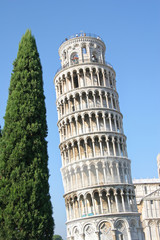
[101,190,109,214]
[99,221,113,240]
[72,226,81,240]
[70,52,79,65]
[99,68,104,86]
[79,68,85,87]
[79,194,85,217]
[82,91,87,109]
[98,111,104,131]
[115,219,129,240]
[84,113,90,132]
[101,91,107,107]
[93,191,101,214]
[94,136,100,156]
[86,193,93,215]
[88,91,94,108]
[73,195,79,219]
[79,138,86,159]
[148,220,157,240]
[75,92,80,111]
[73,140,79,161]
[83,223,96,240]
[91,112,97,131]
[95,90,101,107]
[116,188,123,212]
[66,71,72,90]
[85,67,92,86]
[73,70,79,88]
[109,188,116,213]
[87,137,93,158]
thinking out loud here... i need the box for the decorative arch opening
[115,220,128,240]
[92,51,98,62]
[99,221,113,240]
[71,52,79,65]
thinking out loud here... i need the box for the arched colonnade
[60,135,128,166]
[55,67,116,97]
[62,159,131,192]
[68,218,141,240]
[57,89,120,119]
[65,187,137,221]
[145,220,160,240]
[58,111,124,142]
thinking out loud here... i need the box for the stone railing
[60,33,104,45]
[55,59,113,75]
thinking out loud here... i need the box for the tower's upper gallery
[59,33,106,69]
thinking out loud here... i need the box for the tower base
[66,213,145,240]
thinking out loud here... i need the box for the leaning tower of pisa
[54,33,144,240]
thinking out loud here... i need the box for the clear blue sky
[0,1,160,239]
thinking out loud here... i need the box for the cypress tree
[0,30,54,239]
[0,126,2,138]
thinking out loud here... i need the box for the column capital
[102,162,106,168]
[80,166,83,171]
[109,163,113,169]
[88,165,91,170]
[106,137,110,142]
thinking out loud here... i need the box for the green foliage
[0,30,54,239]
[53,235,63,240]
[0,126,2,138]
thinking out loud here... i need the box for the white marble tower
[54,33,145,240]
[157,153,160,178]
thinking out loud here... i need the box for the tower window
[144,186,147,194]
[82,47,87,54]
[92,52,98,62]
[71,53,79,64]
